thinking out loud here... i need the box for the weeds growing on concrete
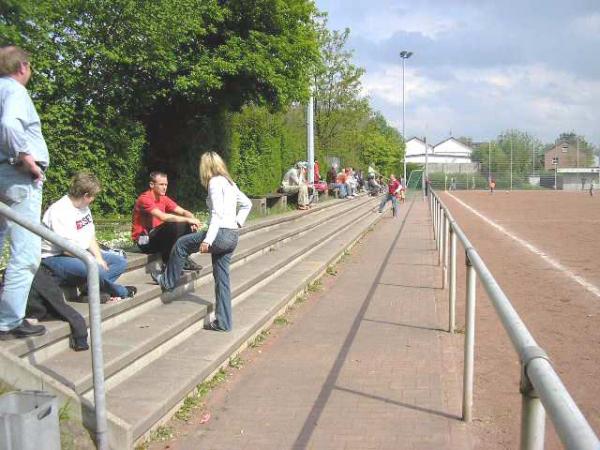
[229,355,244,369]
[0,381,12,396]
[326,265,338,276]
[307,279,323,292]
[274,316,289,326]
[173,368,228,423]
[150,425,175,442]
[249,330,270,348]
[59,401,71,422]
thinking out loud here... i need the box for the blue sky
[314,0,600,146]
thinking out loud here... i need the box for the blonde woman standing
[152,152,251,332]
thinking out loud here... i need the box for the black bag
[26,263,89,351]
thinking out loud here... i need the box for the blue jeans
[0,166,43,331]
[330,183,347,198]
[379,193,398,213]
[160,229,239,331]
[42,250,128,298]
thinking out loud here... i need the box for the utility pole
[307,93,314,184]
[488,141,491,182]
[576,135,579,168]
[510,135,513,191]
[400,50,413,182]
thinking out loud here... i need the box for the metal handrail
[0,202,108,450]
[428,190,599,450]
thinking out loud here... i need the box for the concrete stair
[0,194,384,448]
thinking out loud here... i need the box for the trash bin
[0,390,60,450]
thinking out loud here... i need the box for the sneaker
[150,269,171,292]
[183,258,202,271]
[125,286,137,298]
[204,320,227,332]
[0,320,46,340]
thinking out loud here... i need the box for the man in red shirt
[378,174,401,214]
[131,172,202,269]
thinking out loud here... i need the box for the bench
[250,193,288,215]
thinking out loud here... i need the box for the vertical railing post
[430,190,433,212]
[437,205,443,261]
[442,211,449,288]
[449,225,456,333]
[462,251,476,422]
[432,196,437,244]
[85,260,109,450]
[520,348,547,450]
[439,208,445,266]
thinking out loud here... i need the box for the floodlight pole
[510,135,513,191]
[488,142,491,182]
[400,50,413,182]
[307,92,315,184]
[576,136,579,168]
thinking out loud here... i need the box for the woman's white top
[41,195,95,257]
[204,175,252,246]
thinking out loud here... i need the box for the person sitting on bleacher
[332,169,348,198]
[345,167,358,197]
[355,169,365,192]
[367,172,381,196]
[41,172,136,303]
[326,165,337,185]
[326,164,346,198]
[280,162,310,210]
[132,171,203,269]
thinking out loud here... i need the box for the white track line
[448,193,600,299]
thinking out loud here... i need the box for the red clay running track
[441,190,600,449]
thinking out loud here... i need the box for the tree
[312,17,367,157]
[311,16,403,174]
[1,0,320,211]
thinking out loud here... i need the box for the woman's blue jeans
[160,229,239,331]
[42,250,128,298]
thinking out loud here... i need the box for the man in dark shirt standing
[131,171,202,269]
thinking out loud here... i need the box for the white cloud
[364,62,600,144]
[357,10,459,41]
[571,12,600,38]
[361,64,445,106]
[315,0,600,146]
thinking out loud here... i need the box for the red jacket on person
[388,179,400,195]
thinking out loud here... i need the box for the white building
[405,137,472,164]
[405,137,433,164]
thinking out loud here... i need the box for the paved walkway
[171,196,472,449]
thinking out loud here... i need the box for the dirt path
[441,190,600,449]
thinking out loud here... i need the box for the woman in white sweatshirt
[152,152,251,331]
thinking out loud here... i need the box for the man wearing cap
[0,45,48,339]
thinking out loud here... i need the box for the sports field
[441,190,600,449]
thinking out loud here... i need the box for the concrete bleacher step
[28,200,375,395]
[4,196,372,358]
[121,195,369,273]
[0,194,383,448]
[87,201,383,445]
